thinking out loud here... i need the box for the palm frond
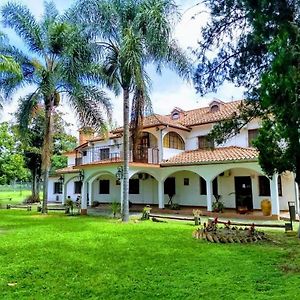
[67,85,112,131]
[16,91,42,139]
[0,55,22,78]
[1,2,44,54]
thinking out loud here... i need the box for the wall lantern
[79,170,85,182]
[116,166,124,180]
[59,175,64,184]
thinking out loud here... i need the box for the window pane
[213,178,218,196]
[74,181,82,194]
[54,182,62,194]
[163,132,184,150]
[129,179,139,194]
[164,177,176,195]
[258,176,270,196]
[248,129,258,146]
[200,177,207,195]
[198,136,214,149]
[99,180,110,194]
[100,148,110,160]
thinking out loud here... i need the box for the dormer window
[210,104,220,113]
[171,112,180,120]
[209,99,224,113]
[171,107,184,120]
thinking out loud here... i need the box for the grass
[0,210,299,299]
[0,190,32,205]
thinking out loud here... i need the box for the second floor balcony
[75,145,159,166]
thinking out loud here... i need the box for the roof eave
[160,158,258,167]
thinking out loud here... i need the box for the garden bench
[37,206,69,213]
[6,204,31,211]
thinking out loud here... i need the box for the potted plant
[212,195,224,212]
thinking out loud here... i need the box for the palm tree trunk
[41,100,53,213]
[122,87,130,222]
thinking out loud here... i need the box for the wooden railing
[75,146,159,166]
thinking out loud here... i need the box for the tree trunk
[122,87,130,222]
[41,100,54,213]
[31,169,39,200]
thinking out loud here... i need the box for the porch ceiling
[161,146,258,166]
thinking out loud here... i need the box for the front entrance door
[234,176,253,211]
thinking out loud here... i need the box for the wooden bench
[37,206,69,213]
[6,204,31,211]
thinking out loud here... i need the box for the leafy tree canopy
[0,122,29,184]
[194,0,300,184]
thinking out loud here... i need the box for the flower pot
[261,199,271,216]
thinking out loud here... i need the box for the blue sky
[0,0,244,131]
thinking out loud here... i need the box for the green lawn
[0,210,299,300]
[0,190,32,205]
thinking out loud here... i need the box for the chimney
[78,127,94,145]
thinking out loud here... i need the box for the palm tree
[0,31,22,108]
[0,1,112,212]
[72,0,191,221]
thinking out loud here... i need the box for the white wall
[163,171,206,206]
[91,174,121,203]
[163,148,184,160]
[47,177,63,202]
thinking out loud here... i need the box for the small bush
[111,201,121,218]
[23,195,40,204]
[92,201,100,208]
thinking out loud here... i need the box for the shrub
[111,201,121,218]
[23,195,40,204]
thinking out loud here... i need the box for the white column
[87,181,92,206]
[295,181,299,216]
[270,174,279,217]
[206,179,213,212]
[62,182,66,205]
[81,180,87,214]
[157,129,163,163]
[158,180,164,209]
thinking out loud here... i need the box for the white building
[48,99,299,218]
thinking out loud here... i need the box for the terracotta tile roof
[112,113,190,133]
[89,132,122,142]
[179,100,242,127]
[56,166,79,174]
[161,146,258,166]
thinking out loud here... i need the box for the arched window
[163,132,185,150]
[210,104,219,113]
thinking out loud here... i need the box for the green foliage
[195,0,300,184]
[111,201,121,218]
[0,211,299,298]
[0,122,29,184]
[0,1,112,209]
[71,0,191,221]
[141,205,151,220]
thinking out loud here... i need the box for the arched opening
[90,173,121,206]
[128,172,159,205]
[131,132,158,163]
[210,168,266,212]
[163,132,185,150]
[163,170,206,207]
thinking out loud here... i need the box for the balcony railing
[75,146,159,166]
